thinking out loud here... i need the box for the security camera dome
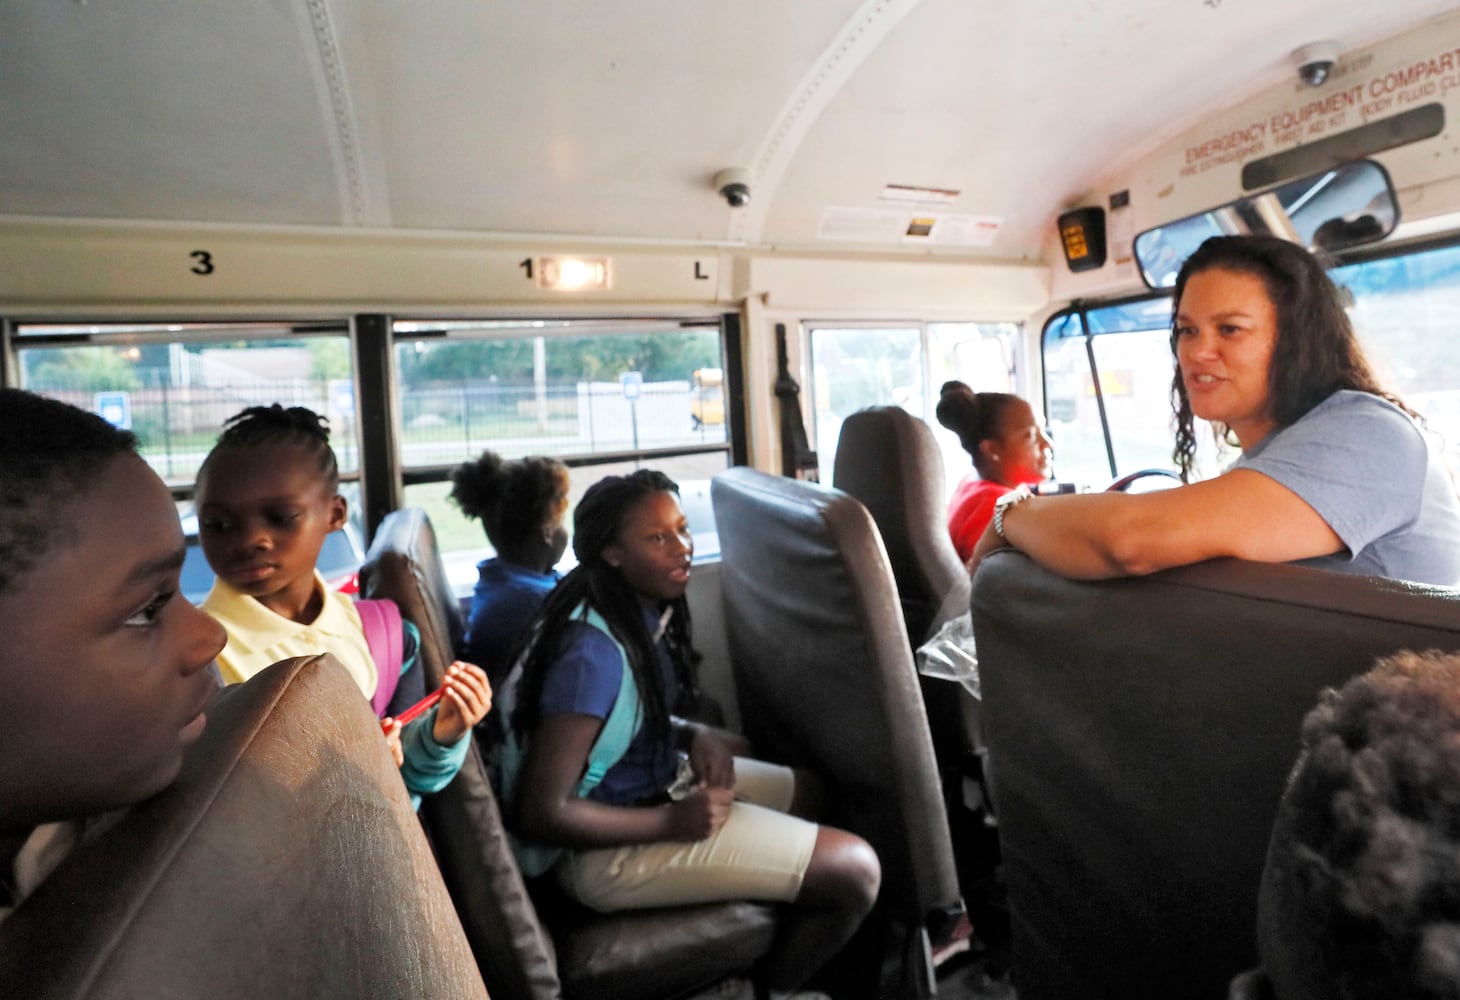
[713,168,752,209]
[1292,41,1339,87]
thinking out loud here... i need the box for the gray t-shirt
[1231,390,1460,586]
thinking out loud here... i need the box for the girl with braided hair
[194,404,491,807]
[497,469,880,998]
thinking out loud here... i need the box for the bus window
[808,321,1020,490]
[12,321,359,488]
[1338,242,1460,480]
[391,319,731,591]
[12,321,368,603]
[690,367,724,429]
[1043,301,1228,487]
[809,325,922,479]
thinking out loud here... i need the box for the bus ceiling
[3,1,1460,288]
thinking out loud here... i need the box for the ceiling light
[534,256,612,291]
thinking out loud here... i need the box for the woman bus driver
[969,234,1460,587]
[936,382,1053,564]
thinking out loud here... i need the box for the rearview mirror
[1133,160,1399,289]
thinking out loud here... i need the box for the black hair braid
[662,598,702,715]
[509,469,697,743]
[200,403,339,489]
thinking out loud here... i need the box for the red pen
[381,688,444,731]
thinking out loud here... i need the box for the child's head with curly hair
[1260,648,1460,1000]
[448,450,569,572]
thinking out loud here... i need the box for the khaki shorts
[555,756,819,912]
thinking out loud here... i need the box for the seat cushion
[542,888,778,1000]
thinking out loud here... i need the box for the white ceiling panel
[1,0,1456,259]
[0,1,347,224]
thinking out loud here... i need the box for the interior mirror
[1133,160,1399,289]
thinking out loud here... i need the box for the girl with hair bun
[449,450,571,686]
[497,469,880,997]
[936,381,1053,564]
[194,404,492,807]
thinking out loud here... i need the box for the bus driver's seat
[830,406,984,771]
[831,405,969,648]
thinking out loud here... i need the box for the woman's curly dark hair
[1168,235,1403,481]
[509,469,699,745]
[449,450,567,550]
[1261,649,1460,999]
[199,404,338,490]
[0,389,138,595]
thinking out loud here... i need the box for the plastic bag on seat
[915,610,980,699]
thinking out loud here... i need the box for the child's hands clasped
[667,785,733,841]
[432,661,492,745]
[687,726,737,789]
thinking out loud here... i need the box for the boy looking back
[0,388,226,918]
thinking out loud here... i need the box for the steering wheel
[1105,468,1184,493]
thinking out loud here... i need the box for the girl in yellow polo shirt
[194,404,490,804]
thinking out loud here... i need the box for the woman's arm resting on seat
[969,469,1343,580]
[515,713,732,848]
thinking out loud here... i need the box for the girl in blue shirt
[498,470,880,999]
[449,450,569,687]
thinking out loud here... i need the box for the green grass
[403,480,489,555]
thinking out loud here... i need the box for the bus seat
[831,405,969,647]
[711,467,964,993]
[367,507,467,685]
[360,507,778,1000]
[0,654,488,1000]
[830,406,988,801]
[971,551,1460,1000]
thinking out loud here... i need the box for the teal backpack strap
[574,606,642,796]
[500,603,646,877]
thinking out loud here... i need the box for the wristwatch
[992,484,1034,540]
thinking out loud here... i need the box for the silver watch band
[993,484,1033,540]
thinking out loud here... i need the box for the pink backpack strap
[356,598,404,717]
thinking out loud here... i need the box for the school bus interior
[10,1,1460,998]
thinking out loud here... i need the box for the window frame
[803,317,1025,485]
